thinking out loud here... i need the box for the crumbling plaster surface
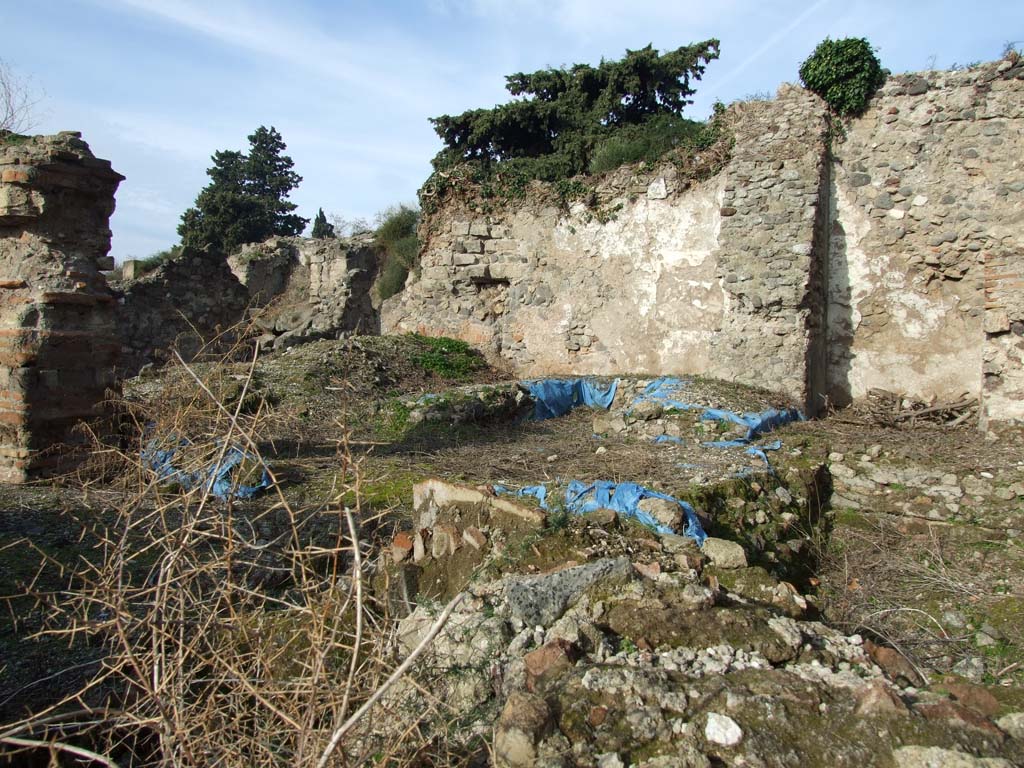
[491,178,727,378]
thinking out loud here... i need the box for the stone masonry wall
[113,249,250,376]
[384,86,832,412]
[229,234,379,350]
[829,60,1024,417]
[113,234,379,373]
[0,132,123,481]
[384,58,1024,424]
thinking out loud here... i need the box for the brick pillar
[0,132,124,482]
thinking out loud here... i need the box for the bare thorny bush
[1,328,474,767]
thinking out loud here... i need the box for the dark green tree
[178,126,308,254]
[428,40,720,180]
[311,208,335,239]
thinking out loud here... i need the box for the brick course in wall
[0,133,123,481]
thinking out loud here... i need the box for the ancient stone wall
[113,234,379,372]
[0,132,123,481]
[229,234,379,350]
[383,86,831,412]
[829,61,1024,418]
[113,250,250,375]
[384,58,1024,424]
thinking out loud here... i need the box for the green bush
[135,245,182,275]
[374,204,420,301]
[376,258,410,301]
[799,37,886,116]
[411,334,484,379]
[589,113,715,174]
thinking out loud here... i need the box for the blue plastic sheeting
[742,439,782,474]
[495,480,706,544]
[143,438,271,500]
[703,438,750,449]
[634,377,700,412]
[700,407,804,442]
[524,378,619,420]
[636,377,804,443]
[653,435,686,446]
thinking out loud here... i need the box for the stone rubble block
[700,537,748,569]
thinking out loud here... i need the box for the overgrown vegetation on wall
[374,204,420,300]
[799,37,887,116]
[420,41,724,212]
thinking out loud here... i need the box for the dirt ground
[1,335,1022,745]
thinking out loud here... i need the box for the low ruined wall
[0,132,123,481]
[113,250,250,375]
[114,234,379,373]
[385,58,1024,424]
[229,234,379,349]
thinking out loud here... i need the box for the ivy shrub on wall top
[799,37,887,117]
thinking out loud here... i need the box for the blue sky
[3,0,1021,262]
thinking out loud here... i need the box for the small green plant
[798,37,887,116]
[410,334,485,379]
[132,244,183,276]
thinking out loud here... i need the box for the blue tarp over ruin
[635,377,804,442]
[143,437,271,500]
[523,378,619,420]
[496,480,707,544]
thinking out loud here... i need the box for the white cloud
[710,0,834,91]
[96,0,457,114]
[117,185,180,217]
[98,108,235,159]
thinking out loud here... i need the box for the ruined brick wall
[384,57,1024,424]
[383,86,832,412]
[0,132,123,481]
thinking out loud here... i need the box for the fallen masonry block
[504,557,634,627]
[463,526,487,549]
[524,638,580,691]
[391,531,414,563]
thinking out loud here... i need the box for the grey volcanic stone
[505,558,633,627]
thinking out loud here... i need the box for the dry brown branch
[0,58,40,134]
[864,388,978,428]
[1,331,475,767]
[0,735,121,767]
